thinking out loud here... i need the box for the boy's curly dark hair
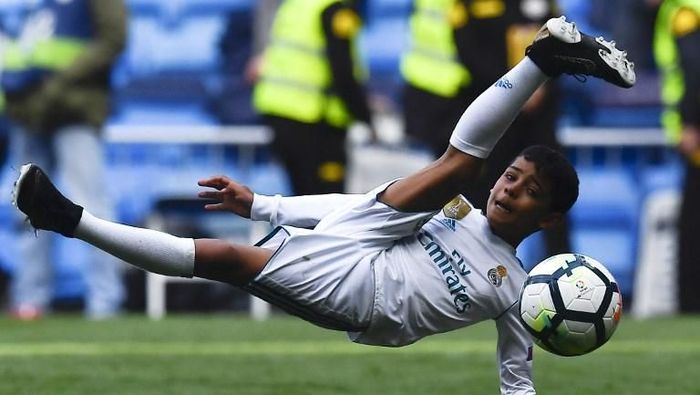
[519,145,579,213]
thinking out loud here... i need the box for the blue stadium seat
[570,168,639,226]
[367,0,412,22]
[171,0,253,16]
[105,162,156,223]
[640,161,683,195]
[569,168,639,298]
[0,0,25,14]
[121,15,225,76]
[53,238,89,301]
[113,10,250,124]
[151,164,244,198]
[516,232,546,272]
[588,106,662,128]
[572,229,635,296]
[0,1,28,36]
[588,73,662,128]
[125,0,161,16]
[0,203,17,274]
[361,17,409,76]
[106,143,254,224]
[360,17,409,103]
[559,0,607,38]
[113,13,228,108]
[126,0,252,18]
[246,163,293,196]
[109,102,218,126]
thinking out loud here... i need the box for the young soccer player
[13,17,634,394]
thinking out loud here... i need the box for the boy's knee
[193,240,270,286]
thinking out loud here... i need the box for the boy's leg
[13,164,271,286]
[13,163,373,331]
[380,17,635,212]
[192,239,272,285]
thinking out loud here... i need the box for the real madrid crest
[442,196,471,220]
[487,265,508,287]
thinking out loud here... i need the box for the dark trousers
[678,161,700,312]
[266,116,347,195]
[403,84,477,158]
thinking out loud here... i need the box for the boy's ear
[538,211,563,229]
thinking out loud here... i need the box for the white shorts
[244,181,436,332]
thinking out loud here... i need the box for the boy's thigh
[246,230,375,332]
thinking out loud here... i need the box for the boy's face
[486,156,561,241]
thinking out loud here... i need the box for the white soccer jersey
[353,197,528,345]
[251,188,535,394]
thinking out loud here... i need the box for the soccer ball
[518,253,623,356]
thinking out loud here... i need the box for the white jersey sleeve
[495,303,535,395]
[251,193,363,228]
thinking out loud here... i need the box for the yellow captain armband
[449,2,469,28]
[672,7,700,37]
[332,8,361,39]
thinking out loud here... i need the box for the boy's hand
[197,175,254,218]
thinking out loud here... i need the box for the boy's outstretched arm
[198,175,363,228]
[381,17,635,213]
[380,57,548,212]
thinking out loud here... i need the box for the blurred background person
[252,0,374,195]
[653,0,700,312]
[251,0,282,62]
[401,0,479,158]
[210,4,257,125]
[240,0,280,86]
[1,0,127,320]
[612,0,661,73]
[401,0,571,259]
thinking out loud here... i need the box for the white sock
[75,211,195,277]
[449,58,549,158]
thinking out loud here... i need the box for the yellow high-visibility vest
[401,0,472,97]
[254,0,364,127]
[654,0,700,143]
[1,0,90,93]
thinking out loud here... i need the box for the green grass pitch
[0,314,699,394]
